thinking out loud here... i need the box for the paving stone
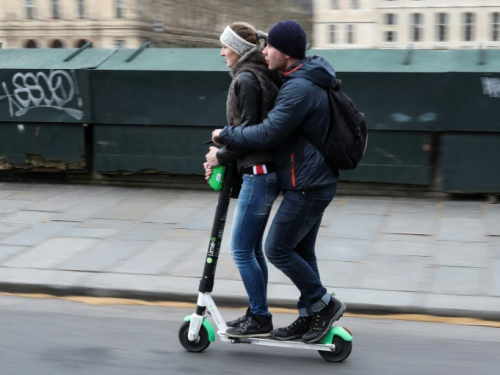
[81,273,226,299]
[0,245,28,263]
[59,227,117,239]
[94,197,166,220]
[176,205,218,231]
[0,222,27,235]
[442,201,483,218]
[3,237,97,268]
[336,196,393,215]
[437,218,485,242]
[0,200,32,214]
[0,267,90,288]
[322,213,383,240]
[26,191,91,213]
[60,239,150,272]
[4,186,65,202]
[0,190,17,199]
[494,259,500,297]
[114,223,171,241]
[112,240,187,275]
[78,219,134,230]
[359,254,431,292]
[432,241,490,268]
[167,191,217,209]
[0,211,54,224]
[315,236,371,262]
[0,221,75,246]
[51,196,126,222]
[430,266,484,295]
[372,235,433,257]
[318,260,364,288]
[268,263,292,284]
[484,204,500,236]
[332,287,417,312]
[384,212,435,236]
[389,198,438,214]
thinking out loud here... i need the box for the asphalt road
[1,295,499,375]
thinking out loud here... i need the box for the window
[115,0,125,19]
[347,25,355,44]
[329,25,336,44]
[51,0,60,19]
[385,31,396,42]
[411,13,424,42]
[51,39,64,48]
[436,13,449,42]
[25,39,37,48]
[492,13,500,41]
[463,13,475,41]
[77,0,85,19]
[25,0,35,20]
[384,14,397,25]
[331,0,339,9]
[350,0,359,10]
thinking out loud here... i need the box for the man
[212,20,345,344]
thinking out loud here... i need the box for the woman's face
[220,45,239,68]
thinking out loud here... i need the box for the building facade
[313,0,500,49]
[0,0,312,49]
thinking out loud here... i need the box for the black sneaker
[225,312,273,338]
[301,297,346,343]
[270,316,312,341]
[226,308,251,328]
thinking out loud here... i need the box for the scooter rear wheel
[318,336,352,362]
[178,321,211,353]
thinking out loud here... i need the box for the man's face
[263,44,288,71]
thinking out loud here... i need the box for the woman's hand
[205,147,220,168]
[203,162,212,182]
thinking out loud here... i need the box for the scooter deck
[218,332,336,352]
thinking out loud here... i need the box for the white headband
[220,25,256,56]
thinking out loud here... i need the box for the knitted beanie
[267,20,306,60]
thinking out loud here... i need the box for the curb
[2,282,500,322]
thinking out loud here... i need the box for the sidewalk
[0,181,499,320]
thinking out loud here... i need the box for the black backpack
[301,79,368,170]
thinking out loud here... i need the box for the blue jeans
[265,185,337,317]
[231,172,280,316]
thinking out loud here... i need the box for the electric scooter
[178,164,353,362]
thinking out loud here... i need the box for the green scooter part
[319,326,353,344]
[184,315,216,342]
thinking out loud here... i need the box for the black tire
[318,336,352,362]
[178,321,211,353]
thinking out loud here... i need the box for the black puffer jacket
[219,56,339,191]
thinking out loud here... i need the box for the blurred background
[0,0,499,50]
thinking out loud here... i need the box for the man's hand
[205,147,220,168]
[212,129,224,146]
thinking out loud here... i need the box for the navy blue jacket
[219,56,339,191]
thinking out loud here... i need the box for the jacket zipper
[290,154,296,188]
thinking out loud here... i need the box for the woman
[204,22,281,338]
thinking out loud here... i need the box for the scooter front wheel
[178,321,211,353]
[318,336,352,362]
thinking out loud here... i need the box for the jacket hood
[284,55,336,89]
